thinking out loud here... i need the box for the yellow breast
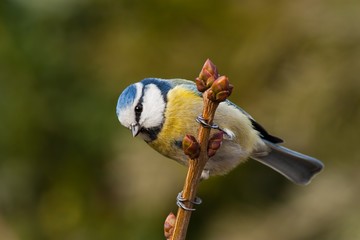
[148,85,259,167]
[149,86,202,159]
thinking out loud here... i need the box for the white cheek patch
[118,82,143,128]
[140,84,165,128]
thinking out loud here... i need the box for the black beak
[130,123,140,137]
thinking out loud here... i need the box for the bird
[116,78,324,185]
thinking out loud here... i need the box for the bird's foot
[176,191,202,211]
[196,116,220,130]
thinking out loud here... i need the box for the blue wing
[166,78,283,144]
[162,79,321,185]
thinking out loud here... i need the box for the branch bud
[207,76,233,102]
[164,212,176,239]
[182,134,200,159]
[207,131,224,157]
[196,59,219,92]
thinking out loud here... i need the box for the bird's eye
[135,103,143,113]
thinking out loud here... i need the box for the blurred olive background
[1,0,360,239]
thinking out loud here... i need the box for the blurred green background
[1,0,360,239]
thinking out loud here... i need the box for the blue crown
[140,78,172,97]
[116,78,173,116]
[116,84,137,116]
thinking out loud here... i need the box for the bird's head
[116,78,172,142]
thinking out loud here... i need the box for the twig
[166,59,233,240]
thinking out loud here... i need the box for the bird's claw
[176,191,202,211]
[196,116,220,130]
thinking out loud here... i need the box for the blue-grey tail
[252,140,324,185]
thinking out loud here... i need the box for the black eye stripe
[135,103,143,122]
[134,84,146,123]
[135,103,143,113]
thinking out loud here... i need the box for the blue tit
[116,78,323,184]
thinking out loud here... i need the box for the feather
[117,78,324,182]
[252,140,324,185]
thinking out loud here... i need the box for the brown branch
[166,59,233,240]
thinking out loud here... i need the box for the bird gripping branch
[168,59,233,240]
